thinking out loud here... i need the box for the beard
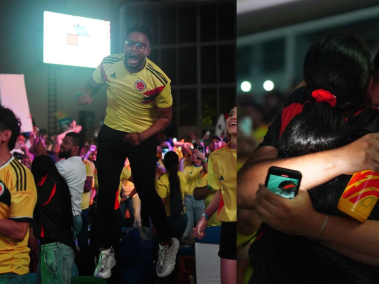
[58,149,71,159]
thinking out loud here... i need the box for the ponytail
[163,151,183,218]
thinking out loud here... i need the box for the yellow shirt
[196,173,221,227]
[183,164,204,195]
[208,144,237,222]
[81,159,95,210]
[92,55,173,133]
[0,156,37,275]
[156,171,187,217]
[94,167,132,204]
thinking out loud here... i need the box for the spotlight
[263,80,274,91]
[241,81,252,92]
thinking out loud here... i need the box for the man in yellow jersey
[0,106,37,283]
[76,22,177,279]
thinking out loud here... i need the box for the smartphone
[264,166,302,199]
[197,145,204,160]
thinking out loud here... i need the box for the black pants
[95,124,173,248]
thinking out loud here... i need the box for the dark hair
[0,105,21,151]
[162,138,174,147]
[278,102,355,214]
[65,132,84,151]
[162,151,183,219]
[125,22,154,44]
[304,34,372,113]
[278,103,351,158]
[31,155,63,180]
[374,50,379,72]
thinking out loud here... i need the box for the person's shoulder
[83,158,95,167]
[145,58,170,81]
[157,173,168,181]
[8,158,32,176]
[284,86,312,107]
[8,159,36,190]
[101,53,124,65]
[210,144,228,156]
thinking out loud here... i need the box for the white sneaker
[156,238,179,278]
[94,247,116,279]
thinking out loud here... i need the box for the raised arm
[76,76,103,105]
[238,133,379,209]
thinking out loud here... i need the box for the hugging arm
[238,133,379,209]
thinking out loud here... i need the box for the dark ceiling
[237,0,379,36]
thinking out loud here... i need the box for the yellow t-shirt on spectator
[156,171,187,217]
[208,144,237,222]
[183,164,204,195]
[81,159,95,210]
[0,157,37,275]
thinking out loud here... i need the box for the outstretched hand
[254,184,323,238]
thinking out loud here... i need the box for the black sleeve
[257,86,310,150]
[258,114,281,149]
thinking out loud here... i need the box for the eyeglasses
[125,40,149,50]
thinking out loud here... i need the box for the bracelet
[75,93,85,100]
[202,213,209,221]
[312,214,328,242]
[202,158,208,163]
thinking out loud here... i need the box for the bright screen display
[43,11,110,68]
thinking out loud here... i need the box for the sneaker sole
[156,238,179,278]
[94,258,116,279]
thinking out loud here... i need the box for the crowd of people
[0,22,237,284]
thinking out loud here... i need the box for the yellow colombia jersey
[92,54,173,133]
[183,164,204,195]
[196,173,221,227]
[0,156,37,275]
[81,159,95,210]
[156,171,187,217]
[208,144,237,222]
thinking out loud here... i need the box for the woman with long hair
[194,106,237,284]
[250,34,379,283]
[31,155,76,284]
[156,151,188,280]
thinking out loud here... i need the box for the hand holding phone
[196,145,205,160]
[265,166,302,199]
